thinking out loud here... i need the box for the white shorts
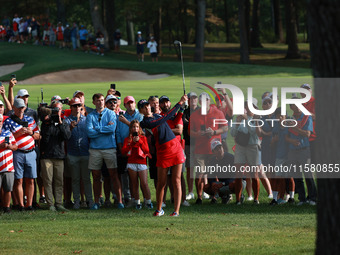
[127,164,148,172]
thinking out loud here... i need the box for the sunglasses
[71,104,81,108]
[263,101,272,106]
[108,100,117,105]
[115,96,121,100]
[98,113,102,122]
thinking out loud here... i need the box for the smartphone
[110,84,116,90]
[0,82,2,86]
[5,136,9,144]
[11,74,16,79]
[200,124,206,131]
[119,112,124,116]
[22,121,29,127]
[132,132,138,137]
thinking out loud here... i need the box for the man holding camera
[40,101,71,212]
[3,98,40,211]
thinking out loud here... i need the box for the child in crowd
[121,120,153,209]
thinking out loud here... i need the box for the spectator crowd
[0,73,317,216]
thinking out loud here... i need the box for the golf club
[174,40,188,108]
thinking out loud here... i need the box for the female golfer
[138,94,187,216]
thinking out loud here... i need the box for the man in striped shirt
[0,114,18,213]
[3,98,40,211]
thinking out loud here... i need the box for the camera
[119,112,124,116]
[59,98,69,105]
[38,105,60,123]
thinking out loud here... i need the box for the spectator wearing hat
[230,98,261,205]
[203,139,241,204]
[147,36,158,62]
[138,94,187,217]
[86,93,123,209]
[65,98,94,209]
[114,90,125,115]
[183,92,199,201]
[4,98,40,211]
[40,100,71,212]
[73,90,94,114]
[7,85,42,207]
[63,24,71,49]
[105,95,118,112]
[136,31,145,62]
[116,96,143,206]
[189,92,228,204]
[0,113,18,213]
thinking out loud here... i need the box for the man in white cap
[136,31,145,62]
[3,98,40,211]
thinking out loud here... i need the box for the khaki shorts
[88,148,117,170]
[234,144,259,166]
[193,153,211,177]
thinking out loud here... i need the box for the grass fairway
[0,43,316,254]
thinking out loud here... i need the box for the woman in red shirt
[121,120,153,210]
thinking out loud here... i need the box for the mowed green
[0,43,315,254]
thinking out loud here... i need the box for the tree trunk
[105,0,115,49]
[126,11,135,46]
[89,0,109,49]
[56,0,66,24]
[285,0,301,59]
[250,0,263,48]
[182,0,189,43]
[272,0,284,43]
[194,0,206,62]
[308,0,340,254]
[158,2,163,56]
[224,0,231,43]
[238,0,250,64]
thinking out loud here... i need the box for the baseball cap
[211,139,222,152]
[199,92,210,100]
[124,96,135,104]
[105,95,117,103]
[14,98,26,108]
[51,95,61,102]
[246,97,258,108]
[69,97,81,106]
[137,31,142,35]
[301,83,311,90]
[137,99,149,110]
[262,96,272,105]
[73,90,84,98]
[159,95,170,103]
[188,92,197,98]
[0,100,3,105]
[114,90,121,97]
[17,89,29,97]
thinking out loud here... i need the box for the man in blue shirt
[86,93,123,209]
[116,96,143,206]
[286,102,316,205]
[65,97,94,209]
[78,25,88,52]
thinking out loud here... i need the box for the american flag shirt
[3,115,39,151]
[0,129,16,173]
